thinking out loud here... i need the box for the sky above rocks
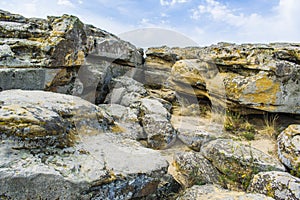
[1,0,299,47]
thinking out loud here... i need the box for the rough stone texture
[177,184,274,200]
[0,90,176,199]
[247,171,300,200]
[172,151,222,188]
[0,10,143,104]
[277,124,300,177]
[140,98,176,149]
[99,103,146,140]
[201,139,286,190]
[148,43,300,114]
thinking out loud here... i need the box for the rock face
[177,184,274,200]
[247,171,300,200]
[277,125,300,177]
[148,43,300,114]
[201,139,286,189]
[0,90,175,199]
[0,9,143,104]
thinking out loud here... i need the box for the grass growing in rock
[224,111,256,141]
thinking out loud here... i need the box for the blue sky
[1,0,299,47]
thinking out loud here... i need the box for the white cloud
[57,0,74,7]
[190,0,300,44]
[160,0,189,6]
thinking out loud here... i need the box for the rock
[150,43,300,114]
[177,184,274,200]
[0,90,176,199]
[0,10,143,104]
[277,124,300,177]
[247,171,300,200]
[99,104,146,140]
[140,98,176,149]
[172,151,222,188]
[201,139,286,190]
[145,46,177,69]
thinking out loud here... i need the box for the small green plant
[261,114,279,137]
[224,110,256,140]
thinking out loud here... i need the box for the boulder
[149,43,300,114]
[140,98,176,149]
[0,10,143,104]
[177,184,274,200]
[201,139,286,190]
[277,124,300,177]
[0,90,176,199]
[247,171,300,200]
[172,151,222,188]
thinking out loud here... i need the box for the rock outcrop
[0,9,143,104]
[0,90,176,199]
[277,124,300,177]
[148,43,300,114]
[247,171,300,200]
[201,139,286,190]
[177,184,274,200]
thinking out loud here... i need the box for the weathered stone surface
[145,46,177,69]
[99,103,146,140]
[0,90,175,199]
[177,184,274,200]
[172,151,222,188]
[201,139,286,190]
[148,43,300,114]
[247,171,300,200]
[140,98,176,149]
[277,124,300,177]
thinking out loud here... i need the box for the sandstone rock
[150,43,300,114]
[172,151,222,188]
[0,90,176,199]
[247,171,300,200]
[99,104,146,140]
[177,184,274,200]
[201,139,286,190]
[140,98,176,149]
[277,124,300,176]
[0,10,143,104]
[145,46,177,69]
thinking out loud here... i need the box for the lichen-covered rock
[172,152,222,188]
[201,139,286,190]
[0,10,143,103]
[0,90,176,199]
[148,43,300,114]
[277,124,300,177]
[177,184,274,200]
[140,98,176,149]
[247,171,300,200]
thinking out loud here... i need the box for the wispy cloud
[160,0,189,7]
[57,0,74,7]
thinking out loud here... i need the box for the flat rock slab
[177,184,274,200]
[277,124,300,175]
[0,90,171,199]
[247,171,300,200]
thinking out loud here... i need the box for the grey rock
[201,139,286,190]
[177,184,274,200]
[172,151,222,188]
[247,171,300,200]
[277,124,300,176]
[0,90,175,199]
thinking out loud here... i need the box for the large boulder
[247,171,300,200]
[0,10,143,104]
[177,184,274,200]
[277,124,300,177]
[147,43,300,114]
[0,90,176,199]
[172,151,222,188]
[201,139,286,190]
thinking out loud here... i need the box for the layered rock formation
[0,9,300,200]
